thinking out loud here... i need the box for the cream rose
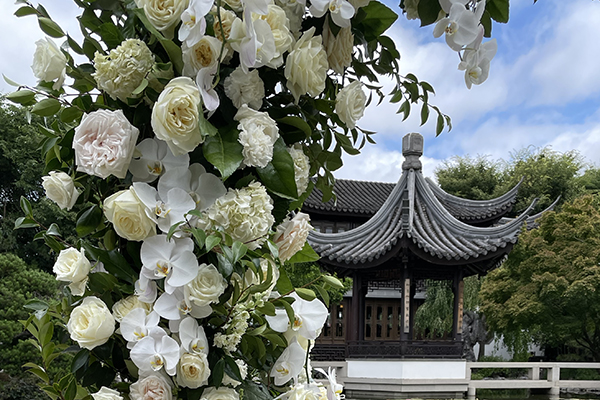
[42,171,79,210]
[177,353,211,389]
[112,295,153,322]
[182,35,226,77]
[104,188,156,241]
[67,296,115,350]
[73,109,139,179]
[151,77,203,156]
[201,387,240,400]
[322,24,353,75]
[134,0,189,38]
[130,374,173,400]
[224,67,265,110]
[31,37,67,90]
[335,80,367,129]
[288,145,310,196]
[234,105,280,168]
[185,263,227,307]
[254,5,294,68]
[285,27,328,103]
[92,387,123,400]
[273,212,313,262]
[53,247,92,296]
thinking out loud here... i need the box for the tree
[479,195,600,361]
[435,155,503,200]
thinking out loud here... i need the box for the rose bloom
[177,353,211,388]
[254,4,294,68]
[322,24,353,75]
[67,296,115,350]
[112,295,153,322]
[224,67,265,110]
[273,212,313,262]
[53,247,92,296]
[288,145,310,196]
[335,80,367,129]
[285,27,328,103]
[134,0,189,38]
[31,37,67,90]
[185,263,227,307]
[275,0,304,38]
[201,387,240,400]
[73,109,139,179]
[92,387,123,400]
[104,188,156,241]
[213,7,237,43]
[182,35,226,77]
[93,39,154,101]
[42,171,79,210]
[235,105,280,168]
[151,77,203,156]
[130,374,173,400]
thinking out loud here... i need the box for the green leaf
[231,241,248,263]
[487,0,509,23]
[3,74,21,87]
[20,196,33,217]
[96,22,124,49]
[15,6,38,17]
[67,35,84,55]
[205,235,221,252]
[295,288,316,301]
[47,223,61,236]
[420,103,430,126]
[287,242,320,264]
[417,0,442,26]
[436,113,444,136]
[257,138,298,200]
[40,322,54,347]
[32,98,62,117]
[203,128,244,179]
[6,89,36,105]
[38,17,65,38]
[357,1,399,42]
[256,302,276,316]
[24,299,50,312]
[167,221,184,241]
[14,216,39,229]
[261,332,286,347]
[315,285,330,306]
[61,106,84,123]
[72,350,90,373]
[76,205,103,237]
[277,116,313,137]
[247,323,267,336]
[44,234,66,253]
[276,266,294,295]
[25,364,50,383]
[481,9,492,37]
[322,275,344,289]
[199,111,219,137]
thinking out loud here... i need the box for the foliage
[413,281,454,339]
[283,263,352,306]
[435,155,503,200]
[480,195,600,361]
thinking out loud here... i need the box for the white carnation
[235,105,280,168]
[288,145,310,196]
[224,67,265,110]
[93,39,154,102]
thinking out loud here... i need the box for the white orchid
[130,330,180,376]
[433,1,484,51]
[438,0,468,13]
[179,316,209,355]
[315,367,344,400]
[310,0,355,28]
[133,182,196,235]
[153,287,212,332]
[179,0,213,46]
[265,292,329,340]
[140,235,199,294]
[158,164,227,212]
[459,33,497,89]
[229,16,277,72]
[135,278,158,303]
[270,338,306,386]
[242,0,271,15]
[129,138,189,183]
[120,309,164,349]
[196,66,220,112]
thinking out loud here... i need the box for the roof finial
[402,132,423,170]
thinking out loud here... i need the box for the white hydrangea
[288,145,310,196]
[224,67,265,110]
[235,105,280,168]
[197,182,275,249]
[93,39,154,102]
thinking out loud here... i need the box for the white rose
[182,35,226,77]
[151,77,203,156]
[234,105,280,168]
[53,247,91,296]
[31,37,67,90]
[224,67,265,110]
[201,387,240,400]
[92,387,123,400]
[135,0,189,38]
[222,0,243,11]
[73,109,139,179]
[288,145,310,196]
[177,353,211,389]
[322,23,353,75]
[112,296,153,322]
[335,80,367,129]
[254,5,294,68]
[130,374,173,400]
[42,171,79,210]
[274,0,304,39]
[67,296,115,350]
[104,188,156,241]
[273,212,313,262]
[285,27,328,103]
[185,263,227,307]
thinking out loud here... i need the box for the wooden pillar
[349,273,363,341]
[452,270,464,341]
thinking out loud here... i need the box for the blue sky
[1,0,599,181]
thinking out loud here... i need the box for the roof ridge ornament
[402,132,423,171]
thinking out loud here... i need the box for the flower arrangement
[4,0,482,398]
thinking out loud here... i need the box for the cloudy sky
[1,0,599,181]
